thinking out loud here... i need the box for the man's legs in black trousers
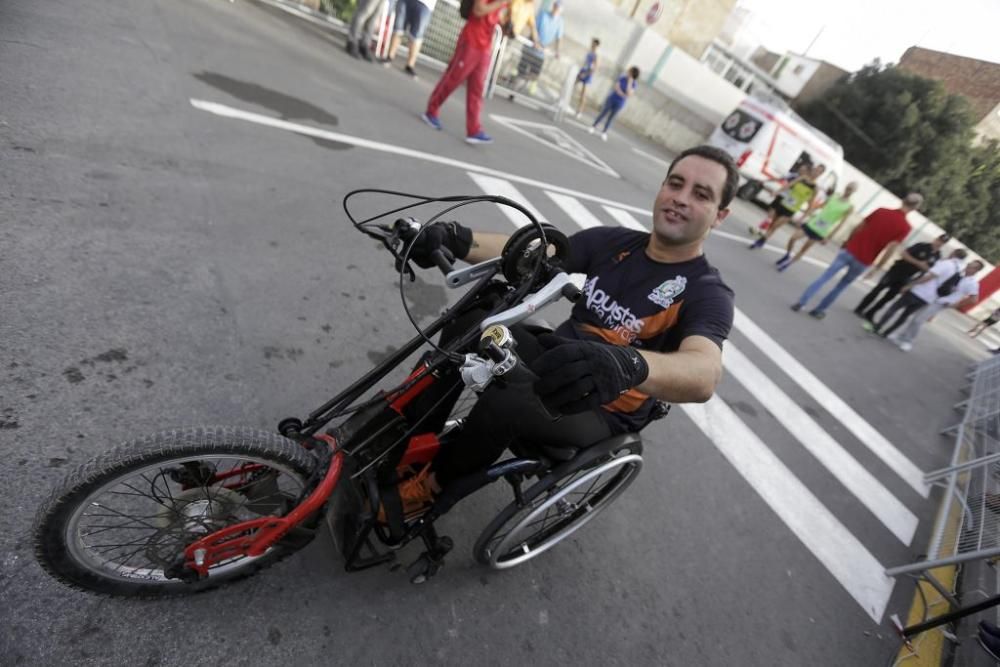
[856,276,905,321]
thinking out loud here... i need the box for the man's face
[967,261,984,275]
[932,237,946,249]
[652,155,730,246]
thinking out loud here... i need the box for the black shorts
[985,317,999,326]
[802,225,824,241]
[769,201,796,218]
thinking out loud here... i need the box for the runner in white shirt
[893,259,985,351]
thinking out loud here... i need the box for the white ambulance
[708,93,845,204]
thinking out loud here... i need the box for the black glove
[530,334,649,414]
[405,221,473,269]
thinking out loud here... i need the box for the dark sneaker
[808,309,826,320]
[359,44,374,62]
[979,631,1000,661]
[790,303,803,312]
[776,260,791,273]
[775,253,791,265]
[466,131,494,145]
[346,41,359,58]
[404,65,418,78]
[748,237,765,250]
[420,112,442,130]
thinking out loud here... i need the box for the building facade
[898,46,1000,143]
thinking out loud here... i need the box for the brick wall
[898,46,1000,123]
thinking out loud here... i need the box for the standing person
[573,38,600,118]
[534,0,563,58]
[791,193,923,319]
[854,233,949,323]
[967,306,1000,338]
[588,66,639,142]
[864,249,967,339]
[345,0,383,61]
[889,260,983,351]
[383,0,438,78]
[421,0,509,144]
[775,182,857,272]
[749,163,824,250]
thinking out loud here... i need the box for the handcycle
[33,191,656,597]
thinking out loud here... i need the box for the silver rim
[65,455,307,584]
[486,453,642,569]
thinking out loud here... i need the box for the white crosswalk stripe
[545,191,605,229]
[465,173,919,622]
[723,343,918,545]
[601,206,648,232]
[682,397,895,623]
[465,173,543,228]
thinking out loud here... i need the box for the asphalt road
[1,0,993,665]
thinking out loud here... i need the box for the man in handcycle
[389,145,738,519]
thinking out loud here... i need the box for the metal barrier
[488,34,577,119]
[886,354,1000,640]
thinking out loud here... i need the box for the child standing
[588,66,638,142]
[574,38,600,118]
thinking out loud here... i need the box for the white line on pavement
[711,228,828,269]
[601,206,648,232]
[488,114,620,179]
[733,309,930,498]
[723,343,918,544]
[189,99,650,215]
[465,173,542,228]
[545,192,605,229]
[682,397,895,623]
[630,147,671,169]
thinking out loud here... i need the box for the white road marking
[189,99,650,215]
[465,173,543,228]
[545,192,604,229]
[723,343,918,544]
[734,309,930,498]
[682,397,895,623]
[488,114,620,179]
[601,206,648,232]
[711,228,828,269]
[631,146,671,169]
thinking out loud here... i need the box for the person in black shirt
[854,233,949,323]
[387,145,738,516]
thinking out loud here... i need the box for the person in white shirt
[866,249,967,340]
[892,259,984,351]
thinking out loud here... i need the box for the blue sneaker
[420,112,442,130]
[465,131,493,145]
[748,237,765,250]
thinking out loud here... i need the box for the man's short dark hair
[628,66,640,79]
[667,145,740,208]
[592,38,600,47]
[937,233,951,242]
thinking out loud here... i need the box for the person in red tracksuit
[421,0,509,145]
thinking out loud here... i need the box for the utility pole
[802,25,825,57]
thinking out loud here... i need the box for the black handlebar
[430,248,455,276]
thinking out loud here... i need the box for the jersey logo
[648,276,687,308]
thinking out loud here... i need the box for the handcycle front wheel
[473,434,643,569]
[33,426,316,597]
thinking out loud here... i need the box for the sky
[734,0,1000,72]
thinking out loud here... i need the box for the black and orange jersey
[555,227,734,431]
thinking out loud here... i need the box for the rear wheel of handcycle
[33,426,316,597]
[473,434,643,569]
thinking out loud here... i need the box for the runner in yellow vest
[749,163,825,249]
[776,181,858,272]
